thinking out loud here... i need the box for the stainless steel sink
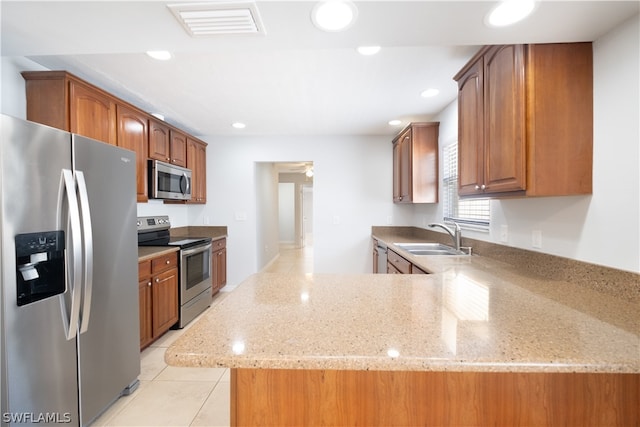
[393,242,468,256]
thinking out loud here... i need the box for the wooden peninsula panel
[232,369,639,426]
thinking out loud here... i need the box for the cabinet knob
[166,260,170,264]
[148,281,152,287]
[475,185,480,190]
[166,157,170,161]
[155,278,160,283]
[481,184,486,190]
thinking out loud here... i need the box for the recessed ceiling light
[146,50,172,61]
[311,1,358,32]
[421,88,440,98]
[388,120,402,126]
[232,122,246,129]
[357,46,381,56]
[486,0,536,27]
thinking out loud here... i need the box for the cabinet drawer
[387,249,411,274]
[151,252,178,274]
[138,260,151,280]
[212,237,226,250]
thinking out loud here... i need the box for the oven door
[180,242,212,303]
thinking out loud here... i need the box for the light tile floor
[92,244,312,427]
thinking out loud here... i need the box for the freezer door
[0,115,80,425]
[72,135,140,425]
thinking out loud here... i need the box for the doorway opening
[277,162,313,249]
[254,161,315,272]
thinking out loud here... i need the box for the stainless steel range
[137,216,212,328]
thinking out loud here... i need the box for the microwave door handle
[181,172,190,195]
[57,169,82,341]
[76,171,93,334]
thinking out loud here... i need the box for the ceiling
[1,1,638,137]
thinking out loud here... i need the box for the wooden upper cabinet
[392,122,439,203]
[453,43,593,198]
[116,104,149,202]
[169,130,188,167]
[23,71,117,145]
[149,119,188,169]
[148,119,171,163]
[456,58,484,196]
[186,137,207,204]
[70,80,117,145]
[483,45,526,194]
[23,70,210,204]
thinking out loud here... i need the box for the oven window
[185,249,211,290]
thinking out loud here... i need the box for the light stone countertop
[165,251,639,373]
[137,246,179,262]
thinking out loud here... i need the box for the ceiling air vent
[168,1,266,36]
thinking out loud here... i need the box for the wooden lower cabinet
[212,238,227,294]
[387,248,428,274]
[231,368,639,427]
[138,252,179,350]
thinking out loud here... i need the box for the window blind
[443,143,490,228]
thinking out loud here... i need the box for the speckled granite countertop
[166,248,639,373]
[138,246,179,262]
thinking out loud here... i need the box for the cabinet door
[117,105,149,202]
[196,142,207,203]
[483,45,526,193]
[169,130,188,167]
[149,119,171,163]
[69,80,116,145]
[399,130,412,202]
[392,141,402,202]
[186,138,207,204]
[457,59,485,196]
[139,278,153,349]
[212,247,227,293]
[152,268,179,337]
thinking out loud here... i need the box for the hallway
[260,244,314,275]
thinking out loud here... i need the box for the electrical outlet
[387,215,393,225]
[532,230,542,248]
[500,225,508,243]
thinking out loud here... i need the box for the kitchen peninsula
[166,249,639,426]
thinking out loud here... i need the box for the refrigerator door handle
[58,169,83,340]
[76,170,94,334]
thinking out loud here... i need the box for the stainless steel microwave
[148,159,192,200]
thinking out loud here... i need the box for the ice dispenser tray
[15,231,65,306]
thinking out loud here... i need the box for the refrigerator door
[72,135,140,425]
[0,115,80,424]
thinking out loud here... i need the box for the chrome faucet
[428,223,461,251]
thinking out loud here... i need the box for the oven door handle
[181,242,212,256]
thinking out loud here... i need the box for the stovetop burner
[137,215,211,249]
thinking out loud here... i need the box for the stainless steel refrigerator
[0,114,140,426]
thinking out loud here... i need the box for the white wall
[194,134,413,287]
[414,14,640,273]
[254,162,279,269]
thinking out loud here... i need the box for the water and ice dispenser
[15,231,65,306]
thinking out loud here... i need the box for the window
[442,142,490,229]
